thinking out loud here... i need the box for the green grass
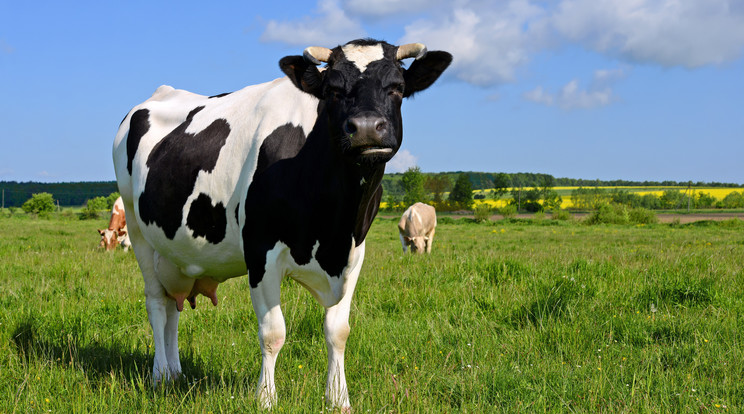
[1,214,744,412]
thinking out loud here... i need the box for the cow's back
[108,196,126,230]
[398,202,436,236]
[113,77,319,279]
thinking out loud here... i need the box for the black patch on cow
[234,203,240,227]
[208,92,232,99]
[127,109,151,175]
[243,109,386,288]
[186,193,227,244]
[255,124,306,177]
[138,106,231,239]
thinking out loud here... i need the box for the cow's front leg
[323,243,364,410]
[399,233,408,253]
[250,272,286,409]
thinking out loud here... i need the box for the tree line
[381,172,743,195]
[382,170,744,213]
[3,174,743,211]
[0,181,118,208]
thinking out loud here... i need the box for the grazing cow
[112,39,450,409]
[398,202,437,254]
[98,196,130,252]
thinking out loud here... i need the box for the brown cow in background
[98,196,131,251]
[398,202,436,254]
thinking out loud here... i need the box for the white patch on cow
[341,44,384,73]
[410,207,423,226]
[115,77,320,282]
[262,239,361,308]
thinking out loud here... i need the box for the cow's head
[98,228,127,251]
[404,235,428,254]
[280,39,451,165]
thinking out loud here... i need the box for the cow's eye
[388,84,404,99]
[328,87,345,101]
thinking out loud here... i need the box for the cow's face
[98,228,126,251]
[98,229,117,251]
[280,40,452,165]
[405,236,428,254]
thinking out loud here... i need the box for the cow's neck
[302,109,385,246]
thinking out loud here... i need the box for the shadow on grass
[9,316,237,391]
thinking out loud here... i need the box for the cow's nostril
[346,114,386,141]
[344,120,357,135]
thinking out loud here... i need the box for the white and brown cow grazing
[113,39,450,410]
[398,202,437,254]
[98,196,131,252]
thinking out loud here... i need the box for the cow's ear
[98,229,104,235]
[279,55,324,99]
[403,51,452,98]
[118,229,127,236]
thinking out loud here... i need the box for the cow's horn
[303,46,332,65]
[396,43,428,60]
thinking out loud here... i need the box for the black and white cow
[113,39,451,409]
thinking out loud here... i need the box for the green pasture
[1,214,743,412]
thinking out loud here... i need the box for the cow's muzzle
[343,113,393,157]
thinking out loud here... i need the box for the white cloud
[551,0,744,67]
[557,80,612,110]
[400,1,548,86]
[523,86,554,106]
[524,68,625,110]
[261,0,744,87]
[593,68,627,85]
[387,149,418,173]
[261,0,366,46]
[342,0,441,18]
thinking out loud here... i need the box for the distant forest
[1,174,742,207]
[0,181,119,208]
[380,172,744,196]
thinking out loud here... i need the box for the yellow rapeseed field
[474,187,743,209]
[381,187,742,210]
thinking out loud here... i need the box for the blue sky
[1,0,743,184]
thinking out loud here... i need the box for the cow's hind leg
[250,270,286,409]
[125,208,191,384]
[125,218,174,384]
[153,254,192,379]
[425,228,436,253]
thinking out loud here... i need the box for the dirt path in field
[514,212,744,223]
[379,212,744,224]
[638,212,744,224]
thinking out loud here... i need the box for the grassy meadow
[1,213,744,412]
